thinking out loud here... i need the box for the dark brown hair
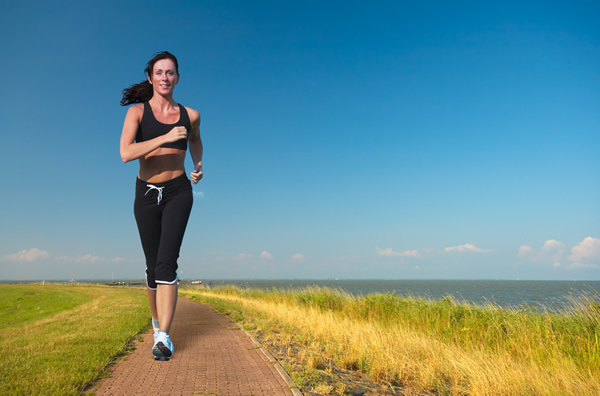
[120,51,180,106]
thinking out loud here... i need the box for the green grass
[0,284,150,395]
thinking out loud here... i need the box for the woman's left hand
[190,164,203,184]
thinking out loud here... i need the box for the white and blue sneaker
[153,327,160,345]
[152,330,174,361]
[152,318,160,341]
[166,335,174,354]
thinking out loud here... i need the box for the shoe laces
[155,331,168,347]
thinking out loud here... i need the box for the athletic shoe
[166,334,174,354]
[152,331,173,361]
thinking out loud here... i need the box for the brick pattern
[93,297,295,395]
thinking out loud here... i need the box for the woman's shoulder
[182,105,200,125]
[124,103,144,123]
[127,103,145,116]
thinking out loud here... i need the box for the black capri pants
[134,173,193,290]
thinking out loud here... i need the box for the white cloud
[260,250,273,260]
[568,237,600,263]
[2,248,49,262]
[55,254,105,264]
[445,244,493,254]
[111,257,124,263]
[565,237,600,268]
[518,240,565,265]
[375,247,419,257]
[541,240,565,255]
[193,190,205,199]
[235,253,253,259]
[517,245,535,258]
[291,253,304,260]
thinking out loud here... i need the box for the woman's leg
[156,283,178,332]
[134,180,163,329]
[147,288,159,323]
[154,185,193,332]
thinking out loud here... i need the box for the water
[5,278,599,312]
[201,279,600,312]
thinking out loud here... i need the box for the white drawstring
[145,184,164,205]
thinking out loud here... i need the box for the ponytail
[120,51,180,106]
[120,80,153,106]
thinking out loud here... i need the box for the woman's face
[149,58,179,96]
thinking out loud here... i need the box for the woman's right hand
[164,126,188,143]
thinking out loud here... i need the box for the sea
[200,279,600,312]
[5,279,600,313]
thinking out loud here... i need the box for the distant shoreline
[3,279,599,310]
[2,278,599,283]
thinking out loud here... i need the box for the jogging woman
[120,51,203,361]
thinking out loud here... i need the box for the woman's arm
[188,108,203,184]
[119,105,189,163]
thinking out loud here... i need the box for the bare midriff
[138,147,186,183]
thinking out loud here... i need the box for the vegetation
[0,284,150,395]
[180,285,600,395]
[3,282,597,394]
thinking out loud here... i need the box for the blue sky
[1,1,599,281]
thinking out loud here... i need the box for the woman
[120,51,203,361]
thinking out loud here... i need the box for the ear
[147,74,152,85]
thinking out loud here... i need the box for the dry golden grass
[181,287,600,395]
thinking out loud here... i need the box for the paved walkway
[93,296,300,395]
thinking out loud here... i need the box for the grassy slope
[0,285,150,395]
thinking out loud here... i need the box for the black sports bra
[136,101,191,150]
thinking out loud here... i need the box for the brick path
[93,296,300,395]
